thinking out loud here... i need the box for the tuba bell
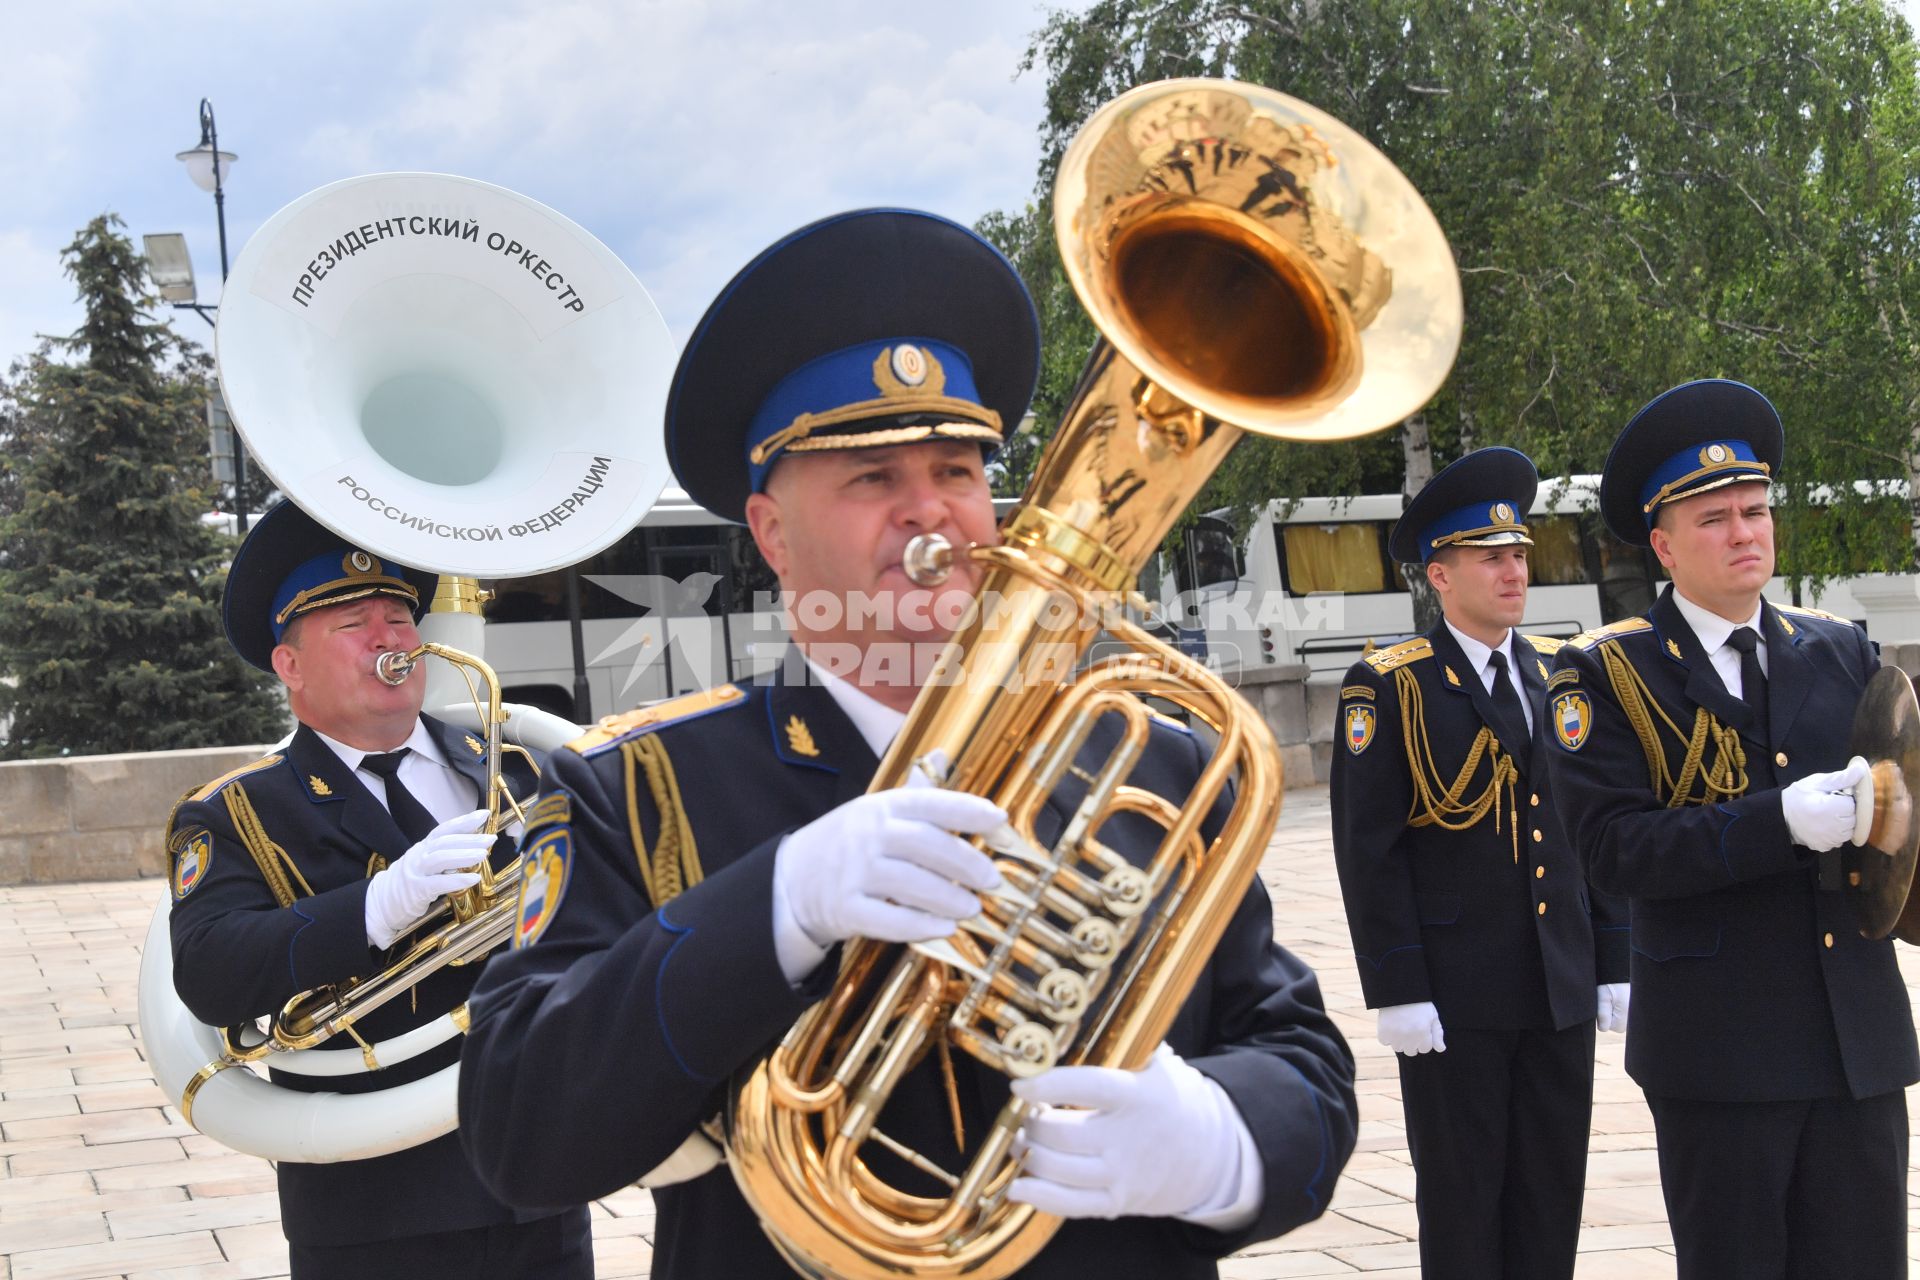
[137,172,676,1162]
[726,78,1462,1278]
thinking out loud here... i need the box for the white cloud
[0,230,84,376]
[3,0,1066,366]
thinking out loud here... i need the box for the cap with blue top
[1388,446,1540,565]
[665,208,1040,524]
[1598,379,1782,546]
[223,501,436,672]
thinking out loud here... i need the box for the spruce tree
[0,214,287,757]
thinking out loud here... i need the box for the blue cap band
[1420,499,1532,562]
[744,337,1003,494]
[270,549,420,643]
[1637,439,1771,526]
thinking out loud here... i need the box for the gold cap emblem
[1703,444,1731,465]
[346,550,375,574]
[1493,502,1514,523]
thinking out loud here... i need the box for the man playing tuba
[457,208,1358,1278]
[166,500,592,1279]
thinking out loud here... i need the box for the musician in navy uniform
[456,209,1358,1279]
[1545,379,1918,1280]
[1329,447,1629,1280]
[165,501,591,1279]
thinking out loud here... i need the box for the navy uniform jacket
[458,666,1358,1280]
[1330,624,1629,1030]
[1545,588,1919,1101]
[167,716,557,1246]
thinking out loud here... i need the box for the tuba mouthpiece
[374,650,417,686]
[901,533,955,586]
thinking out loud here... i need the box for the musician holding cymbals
[1546,379,1918,1280]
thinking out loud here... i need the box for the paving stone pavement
[3,785,1919,1278]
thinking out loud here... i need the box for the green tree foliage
[990,0,1920,598]
[0,215,287,758]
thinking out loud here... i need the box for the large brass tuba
[728,78,1462,1278]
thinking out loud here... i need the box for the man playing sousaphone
[456,208,1358,1278]
[1546,380,1918,1279]
[166,501,591,1278]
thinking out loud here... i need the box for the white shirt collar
[1443,619,1514,681]
[802,656,908,760]
[1670,591,1765,657]
[312,717,445,773]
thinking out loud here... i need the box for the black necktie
[1487,650,1531,749]
[1726,626,1770,741]
[360,749,438,846]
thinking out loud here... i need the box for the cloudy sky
[0,0,1076,368]
[6,0,1918,374]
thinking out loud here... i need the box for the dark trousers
[1396,1020,1595,1280]
[1647,1089,1908,1280]
[287,1209,593,1280]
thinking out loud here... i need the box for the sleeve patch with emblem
[1552,690,1591,751]
[513,793,573,949]
[1345,703,1377,754]
[173,829,212,900]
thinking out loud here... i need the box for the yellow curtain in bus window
[1526,515,1586,587]
[1284,524,1389,594]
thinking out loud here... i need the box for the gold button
[1823,932,1834,948]
[1776,752,1788,767]
[1537,902,1548,916]
[1530,793,1540,807]
[1532,828,1544,842]
[1535,866,1546,879]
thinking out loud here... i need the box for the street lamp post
[174,99,251,531]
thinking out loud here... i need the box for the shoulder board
[1777,603,1851,626]
[186,754,284,803]
[1570,618,1653,650]
[566,684,747,754]
[1523,634,1567,655]
[1364,638,1432,673]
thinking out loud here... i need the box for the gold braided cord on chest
[222,783,315,907]
[621,735,705,910]
[1594,641,1748,807]
[1394,667,1521,863]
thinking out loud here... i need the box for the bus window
[1176,517,1244,595]
[1589,520,1658,623]
[1527,514,1587,586]
[1278,521,1397,594]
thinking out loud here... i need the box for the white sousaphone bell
[135,173,707,1168]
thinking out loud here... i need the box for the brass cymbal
[1844,666,1920,941]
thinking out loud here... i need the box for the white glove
[773,788,1005,952]
[1781,759,1867,852]
[1377,1001,1446,1055]
[363,809,492,949]
[1596,982,1631,1034]
[1009,1045,1248,1221]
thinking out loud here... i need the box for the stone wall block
[68,747,269,834]
[0,762,73,837]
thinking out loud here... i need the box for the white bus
[1161,477,1905,676]
[480,479,1914,717]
